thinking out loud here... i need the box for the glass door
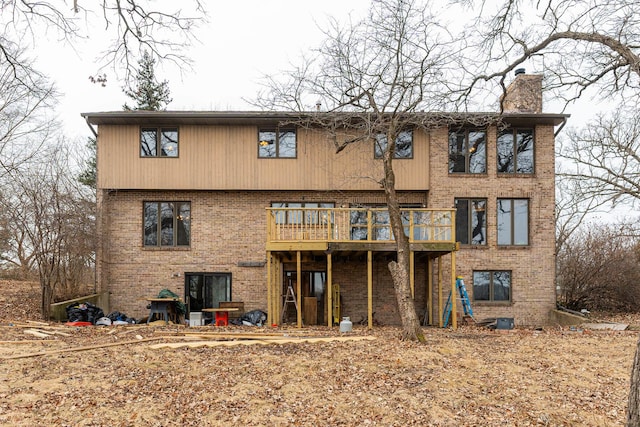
[185,273,231,315]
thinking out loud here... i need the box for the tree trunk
[627,335,640,426]
[382,129,425,342]
[40,279,53,321]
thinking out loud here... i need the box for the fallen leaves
[0,281,638,426]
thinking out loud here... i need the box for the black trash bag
[107,311,126,322]
[65,302,104,324]
[239,310,267,326]
[66,303,87,322]
[85,302,104,324]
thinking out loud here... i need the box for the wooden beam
[296,251,302,328]
[1,337,162,360]
[367,250,373,329]
[451,251,457,330]
[438,256,443,328]
[150,335,376,349]
[427,258,433,326]
[327,252,333,328]
[410,250,415,299]
[267,251,272,326]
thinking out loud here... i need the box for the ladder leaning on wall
[443,276,475,328]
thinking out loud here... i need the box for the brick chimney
[501,68,543,113]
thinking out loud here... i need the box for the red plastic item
[214,311,229,326]
[65,321,93,327]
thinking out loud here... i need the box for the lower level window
[144,201,191,247]
[473,270,511,302]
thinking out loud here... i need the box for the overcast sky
[32,0,601,142]
[33,1,370,141]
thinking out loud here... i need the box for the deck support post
[297,251,302,328]
[266,252,272,326]
[410,251,415,299]
[451,251,457,330]
[367,251,373,329]
[438,256,443,328]
[427,257,433,326]
[327,252,333,327]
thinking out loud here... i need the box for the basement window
[473,270,511,302]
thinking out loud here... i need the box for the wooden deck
[265,207,460,330]
[266,207,456,252]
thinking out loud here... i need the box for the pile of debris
[66,303,136,326]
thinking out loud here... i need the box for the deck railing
[266,207,455,243]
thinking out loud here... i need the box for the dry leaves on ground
[0,281,638,426]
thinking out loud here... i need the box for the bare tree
[256,0,498,341]
[1,0,206,91]
[451,0,640,422]
[557,222,640,311]
[0,46,57,177]
[453,0,639,110]
[559,107,640,209]
[0,143,96,319]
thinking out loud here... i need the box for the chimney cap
[515,68,526,76]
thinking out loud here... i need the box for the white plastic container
[339,316,352,333]
[189,312,203,326]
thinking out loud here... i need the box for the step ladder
[281,282,299,324]
[443,277,474,327]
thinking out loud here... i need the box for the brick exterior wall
[97,141,556,328]
[427,123,557,326]
[97,189,433,323]
[96,106,558,326]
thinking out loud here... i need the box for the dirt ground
[0,281,638,426]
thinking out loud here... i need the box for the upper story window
[144,201,191,247]
[374,130,413,159]
[497,198,529,246]
[140,128,178,157]
[259,129,296,158]
[455,198,486,245]
[449,128,486,173]
[497,128,534,174]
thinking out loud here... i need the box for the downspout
[84,116,98,295]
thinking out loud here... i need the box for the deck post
[267,251,272,326]
[297,251,302,328]
[410,251,415,299]
[451,250,457,330]
[367,250,373,329]
[438,256,443,328]
[427,257,433,325]
[327,252,333,327]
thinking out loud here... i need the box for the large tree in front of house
[257,0,494,341]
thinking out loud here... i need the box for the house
[82,71,568,328]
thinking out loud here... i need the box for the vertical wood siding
[97,125,431,191]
